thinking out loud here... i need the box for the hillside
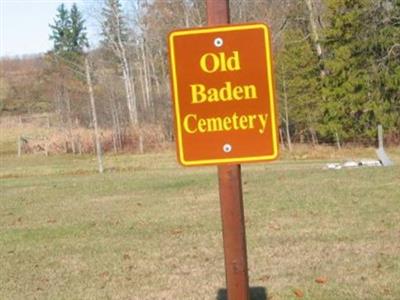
[0,55,54,115]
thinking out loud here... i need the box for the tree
[304,0,326,77]
[321,0,395,142]
[49,3,104,171]
[85,56,104,173]
[49,3,71,53]
[278,29,322,144]
[101,0,128,47]
[69,3,89,53]
[49,4,71,55]
[48,3,90,154]
[101,0,138,125]
[368,0,400,139]
[49,3,88,58]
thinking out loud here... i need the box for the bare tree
[85,57,104,173]
[102,0,138,125]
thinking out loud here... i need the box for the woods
[1,0,399,150]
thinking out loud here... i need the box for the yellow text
[191,81,257,104]
[183,113,268,134]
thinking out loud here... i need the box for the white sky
[0,0,99,57]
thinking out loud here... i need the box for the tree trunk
[138,132,144,154]
[141,41,151,113]
[309,127,318,146]
[110,100,119,153]
[75,117,82,155]
[149,55,161,98]
[335,131,342,150]
[139,61,147,111]
[105,2,139,126]
[279,128,286,150]
[282,73,293,152]
[117,101,124,148]
[85,57,104,173]
[305,0,325,77]
[117,24,138,125]
[121,63,138,125]
[65,91,76,154]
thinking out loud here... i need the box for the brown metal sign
[168,23,279,166]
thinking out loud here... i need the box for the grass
[1,129,399,299]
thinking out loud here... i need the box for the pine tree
[69,3,88,53]
[49,4,71,54]
[368,0,400,138]
[47,2,89,145]
[278,28,322,143]
[321,0,375,142]
[49,3,88,57]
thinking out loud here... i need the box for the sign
[168,23,279,166]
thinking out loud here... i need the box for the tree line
[1,0,399,148]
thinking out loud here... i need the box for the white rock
[326,163,342,170]
[343,161,360,168]
[360,159,382,167]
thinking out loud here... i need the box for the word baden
[185,50,267,135]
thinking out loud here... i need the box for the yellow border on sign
[169,23,279,166]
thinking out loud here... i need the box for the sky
[0,0,98,58]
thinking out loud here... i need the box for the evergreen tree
[49,3,88,56]
[368,0,400,138]
[321,0,376,142]
[276,1,324,144]
[69,3,88,53]
[49,4,71,54]
[278,29,322,143]
[47,2,89,135]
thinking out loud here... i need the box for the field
[1,128,399,299]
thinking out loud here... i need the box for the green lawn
[1,149,399,299]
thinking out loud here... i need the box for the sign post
[218,163,249,300]
[207,2,249,300]
[168,1,278,299]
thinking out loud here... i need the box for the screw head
[214,37,223,48]
[223,144,232,153]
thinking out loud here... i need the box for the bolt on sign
[168,23,279,166]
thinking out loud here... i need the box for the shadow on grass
[216,287,267,300]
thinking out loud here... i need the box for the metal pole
[206,1,250,299]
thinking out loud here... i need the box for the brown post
[206,1,250,299]
[218,165,249,300]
